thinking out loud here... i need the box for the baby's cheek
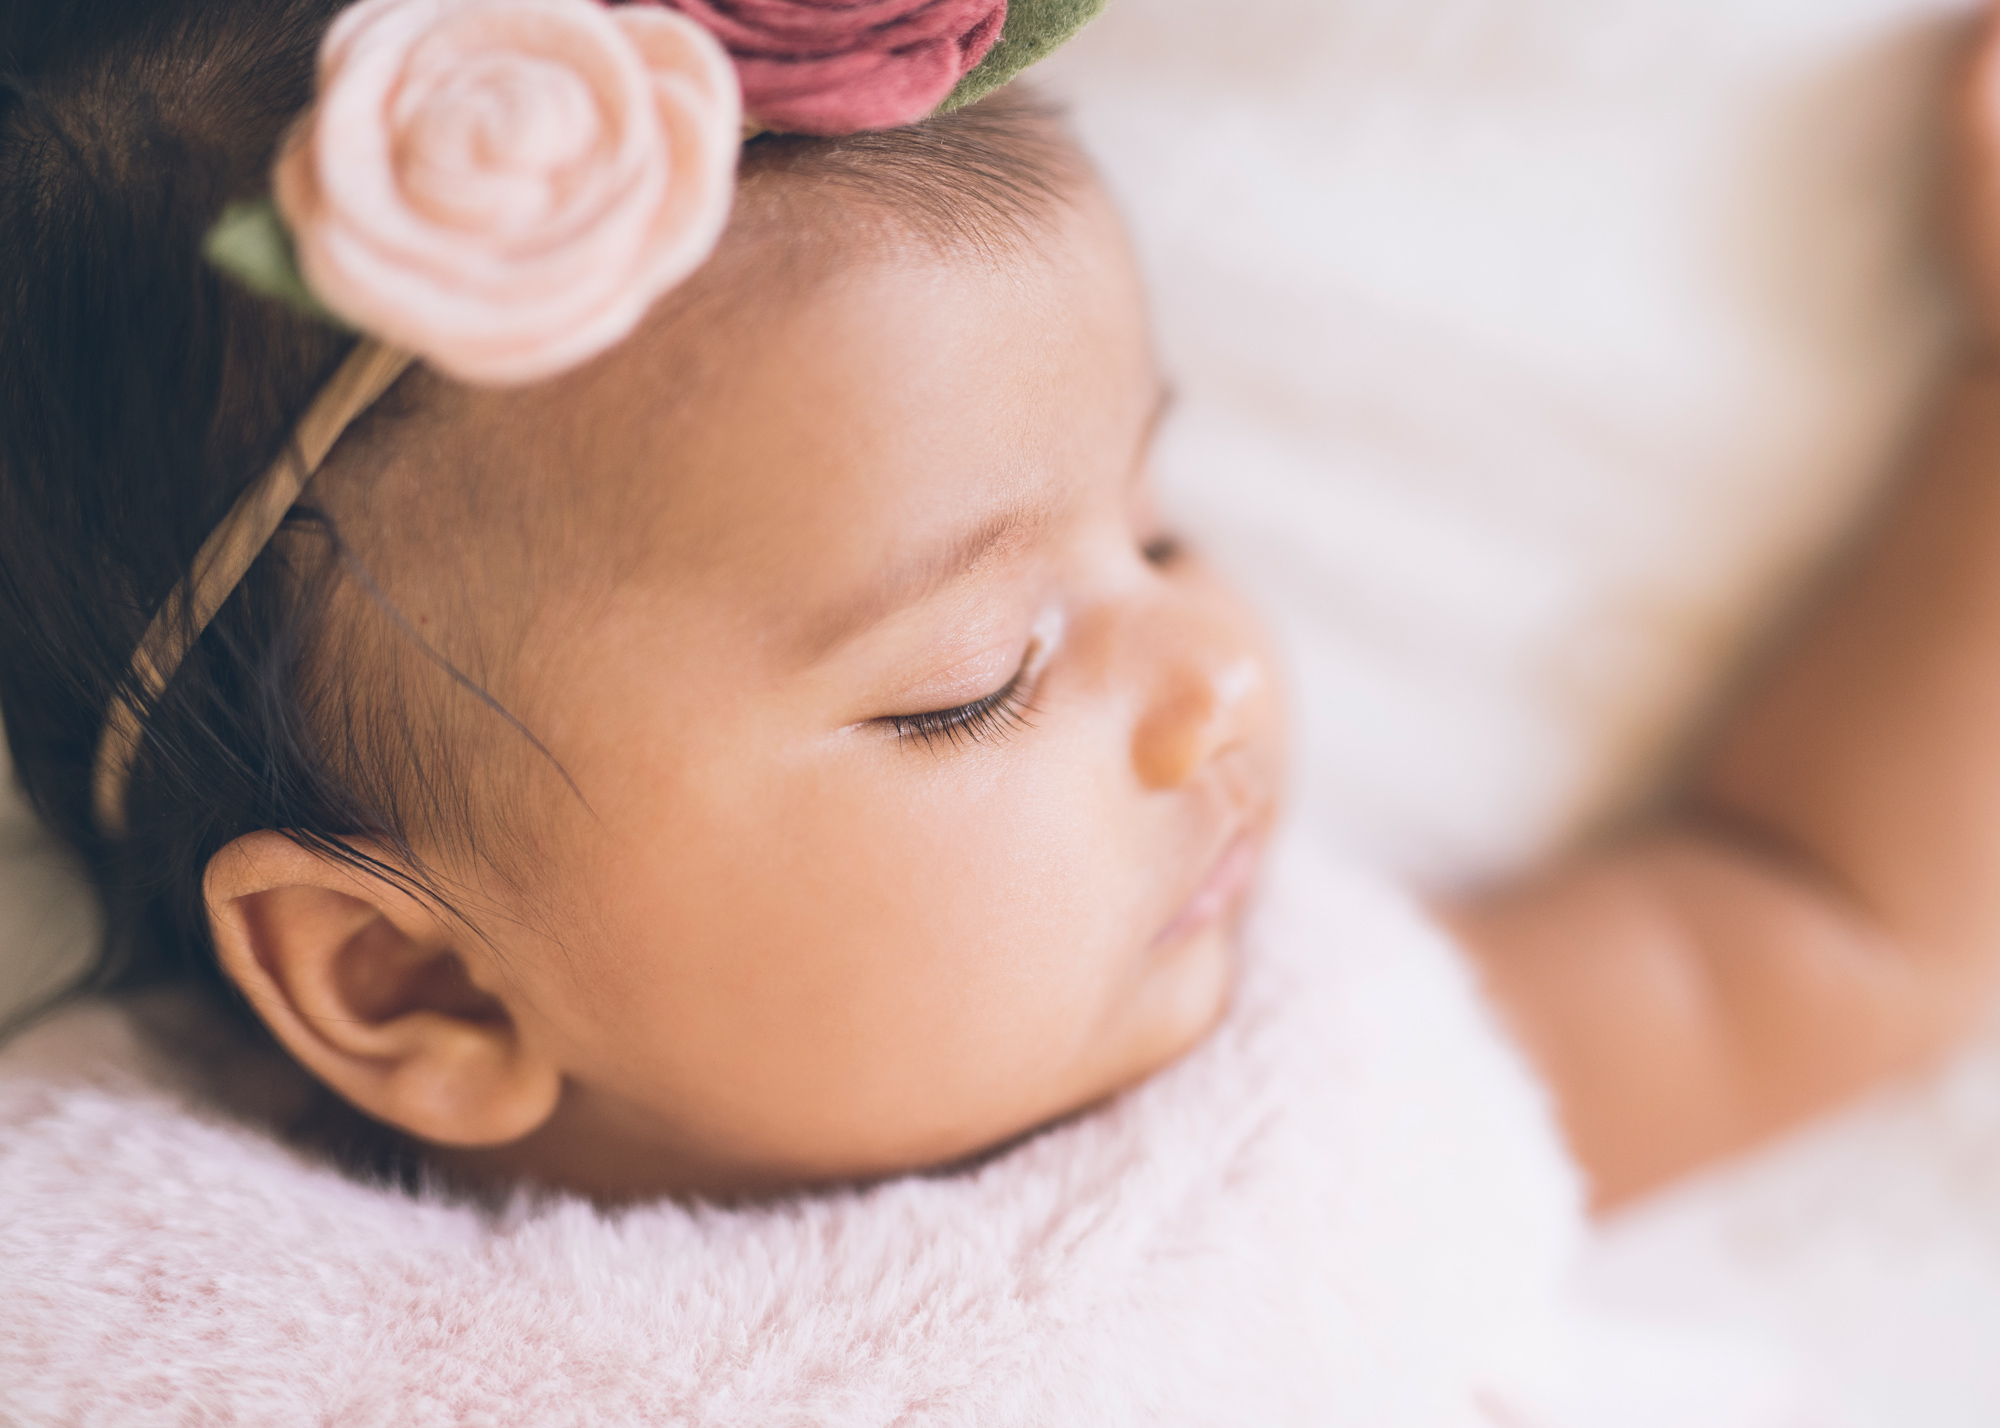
[793,736,1147,1107]
[536,712,1151,1168]
[860,742,1127,987]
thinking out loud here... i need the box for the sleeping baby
[4,0,2000,1418]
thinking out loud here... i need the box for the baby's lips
[1154,830,1265,951]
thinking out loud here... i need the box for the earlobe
[203,831,562,1147]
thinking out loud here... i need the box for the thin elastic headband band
[91,338,414,838]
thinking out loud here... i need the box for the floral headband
[92,0,1104,837]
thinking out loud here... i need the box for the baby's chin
[1107,828,1267,1081]
[1117,902,1244,1085]
[770,914,1245,1195]
[861,845,1262,1182]
[919,918,1241,1183]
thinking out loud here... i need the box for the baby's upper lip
[1152,821,1267,949]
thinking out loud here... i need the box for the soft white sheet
[3,0,1997,1418]
[0,843,1622,1427]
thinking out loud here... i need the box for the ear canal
[334,921,505,1028]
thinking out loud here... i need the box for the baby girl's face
[397,182,1285,1197]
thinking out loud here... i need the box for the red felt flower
[665,0,1005,135]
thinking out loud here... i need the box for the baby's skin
[203,10,2000,1208]
[207,174,1288,1201]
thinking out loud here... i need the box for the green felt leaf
[202,199,344,327]
[938,0,1107,114]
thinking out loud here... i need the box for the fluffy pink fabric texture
[276,0,741,385]
[0,841,1779,1425]
[665,0,1004,133]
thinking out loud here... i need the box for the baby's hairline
[732,85,1098,264]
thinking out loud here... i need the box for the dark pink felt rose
[664,0,1005,135]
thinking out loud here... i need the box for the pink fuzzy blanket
[0,840,1792,1425]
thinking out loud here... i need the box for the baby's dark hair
[0,0,1084,1030]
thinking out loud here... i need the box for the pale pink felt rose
[667,0,1005,135]
[275,0,741,385]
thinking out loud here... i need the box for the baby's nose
[1131,648,1265,792]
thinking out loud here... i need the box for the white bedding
[4,0,1997,1419]
[0,844,1621,1427]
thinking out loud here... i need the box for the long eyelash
[885,665,1037,752]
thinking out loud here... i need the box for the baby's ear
[203,831,561,1147]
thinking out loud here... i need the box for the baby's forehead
[524,231,1111,570]
[314,97,1130,655]
[366,91,1099,476]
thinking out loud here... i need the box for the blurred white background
[1049,0,1960,883]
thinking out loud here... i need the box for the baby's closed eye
[877,654,1038,751]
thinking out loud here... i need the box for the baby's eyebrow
[793,383,1172,663]
[793,497,1056,662]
